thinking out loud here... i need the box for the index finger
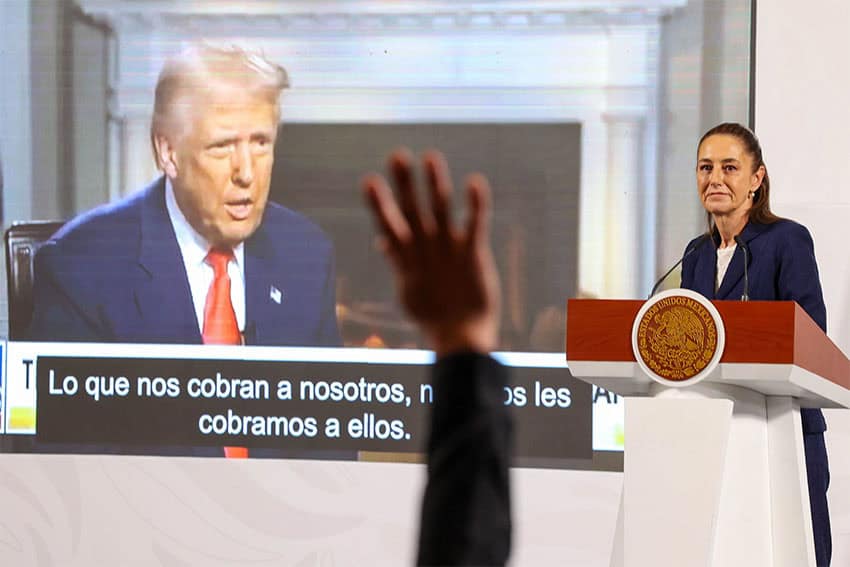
[423,149,454,235]
[389,149,429,239]
[362,172,411,254]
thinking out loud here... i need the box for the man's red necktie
[203,249,248,459]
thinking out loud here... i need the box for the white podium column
[766,397,817,567]
[611,383,816,567]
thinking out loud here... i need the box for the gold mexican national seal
[634,295,719,381]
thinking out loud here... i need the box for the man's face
[166,85,278,248]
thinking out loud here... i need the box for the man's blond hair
[150,44,289,169]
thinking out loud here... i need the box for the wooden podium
[566,295,850,567]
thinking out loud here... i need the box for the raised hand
[362,149,501,357]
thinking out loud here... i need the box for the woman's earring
[748,190,754,199]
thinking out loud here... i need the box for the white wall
[0,454,622,566]
[756,1,850,562]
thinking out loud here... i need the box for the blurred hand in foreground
[362,149,501,357]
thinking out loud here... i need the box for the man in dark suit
[28,44,339,347]
[363,149,512,566]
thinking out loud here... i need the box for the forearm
[417,352,512,567]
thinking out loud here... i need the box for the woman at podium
[680,122,831,566]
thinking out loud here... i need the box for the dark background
[272,123,582,351]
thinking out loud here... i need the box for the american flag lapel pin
[270,286,283,304]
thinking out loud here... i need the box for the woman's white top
[715,243,737,292]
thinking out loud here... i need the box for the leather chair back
[4,221,64,339]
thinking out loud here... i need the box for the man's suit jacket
[28,177,340,346]
[417,352,512,567]
[681,218,832,566]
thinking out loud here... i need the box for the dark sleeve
[777,224,827,333]
[317,250,342,347]
[417,352,512,567]
[27,242,104,341]
[776,224,828,434]
[679,233,711,292]
[680,251,694,289]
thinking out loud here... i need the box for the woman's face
[696,134,764,219]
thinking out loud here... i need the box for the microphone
[648,233,711,298]
[734,235,750,301]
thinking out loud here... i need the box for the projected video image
[0,0,752,463]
